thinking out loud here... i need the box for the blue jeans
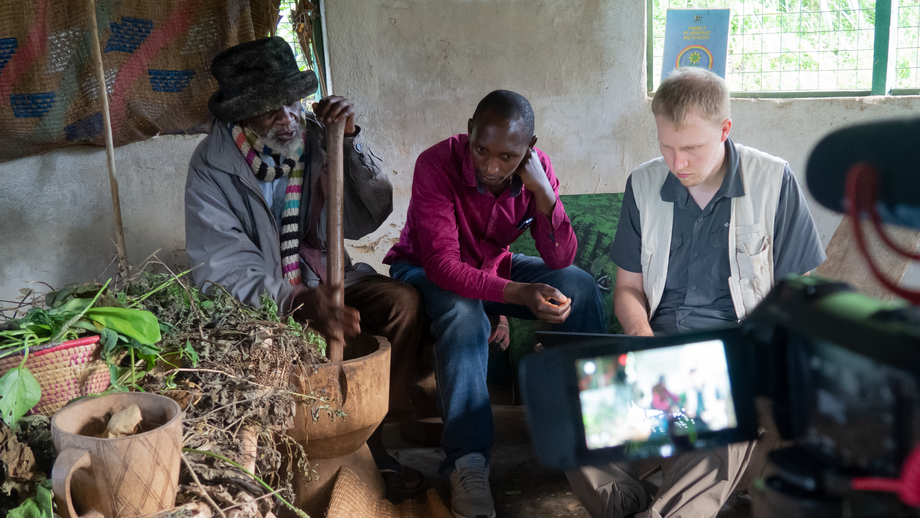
[390,254,606,476]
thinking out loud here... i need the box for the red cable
[850,445,920,507]
[845,163,920,304]
[857,167,920,260]
[851,478,904,494]
[869,210,920,260]
[844,165,920,507]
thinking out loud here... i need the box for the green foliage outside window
[276,0,323,103]
[897,0,920,88]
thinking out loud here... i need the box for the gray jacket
[185,114,392,309]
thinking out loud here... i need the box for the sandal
[378,456,426,499]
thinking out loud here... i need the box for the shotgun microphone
[806,117,920,230]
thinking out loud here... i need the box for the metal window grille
[650,0,919,95]
[896,0,920,90]
[276,0,323,102]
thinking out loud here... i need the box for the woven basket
[0,335,112,416]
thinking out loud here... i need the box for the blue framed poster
[661,9,730,81]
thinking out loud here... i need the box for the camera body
[521,276,920,514]
[745,277,920,476]
[521,326,760,469]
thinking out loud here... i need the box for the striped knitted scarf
[229,118,306,286]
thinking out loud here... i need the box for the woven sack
[0,335,112,416]
[326,467,452,518]
[0,0,276,162]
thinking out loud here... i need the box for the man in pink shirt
[384,90,606,518]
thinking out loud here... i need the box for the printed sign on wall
[661,9,730,81]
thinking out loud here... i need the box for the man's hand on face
[514,147,551,194]
[503,282,572,324]
[291,285,361,342]
[312,96,356,136]
[513,145,557,217]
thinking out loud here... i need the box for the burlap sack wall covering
[0,0,277,163]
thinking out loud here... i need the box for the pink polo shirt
[383,134,577,303]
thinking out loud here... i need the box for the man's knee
[558,266,601,302]
[567,464,651,518]
[386,281,423,320]
[430,298,489,341]
[433,295,483,320]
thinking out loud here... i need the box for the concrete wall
[323,0,920,270]
[0,135,202,304]
[2,0,919,304]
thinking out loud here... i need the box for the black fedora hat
[208,36,318,123]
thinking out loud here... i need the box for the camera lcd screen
[576,339,738,454]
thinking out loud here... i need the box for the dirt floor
[384,405,592,518]
[383,402,753,518]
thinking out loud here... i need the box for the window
[275,0,326,102]
[897,0,920,91]
[648,0,920,96]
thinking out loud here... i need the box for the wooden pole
[86,0,129,277]
[325,119,346,364]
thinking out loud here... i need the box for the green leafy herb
[84,307,161,344]
[7,478,54,518]
[0,366,41,428]
[260,293,281,321]
[0,278,166,420]
[8,499,44,518]
[181,339,200,367]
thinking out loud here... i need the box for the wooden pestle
[325,119,346,364]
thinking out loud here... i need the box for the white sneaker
[449,453,496,518]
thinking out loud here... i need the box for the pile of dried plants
[127,266,337,518]
[1,262,340,518]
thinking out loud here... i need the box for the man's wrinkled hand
[504,282,572,324]
[312,95,356,135]
[290,285,361,340]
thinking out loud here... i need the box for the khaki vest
[631,143,786,320]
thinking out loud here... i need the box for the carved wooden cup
[51,393,183,518]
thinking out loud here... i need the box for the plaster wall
[324,0,920,271]
[0,135,202,303]
[324,0,656,268]
[2,0,920,304]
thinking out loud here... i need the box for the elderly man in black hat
[185,36,425,496]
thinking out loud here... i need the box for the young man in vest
[567,67,825,517]
[384,90,607,518]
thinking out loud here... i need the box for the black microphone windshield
[807,117,920,227]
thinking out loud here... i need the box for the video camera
[521,118,920,517]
